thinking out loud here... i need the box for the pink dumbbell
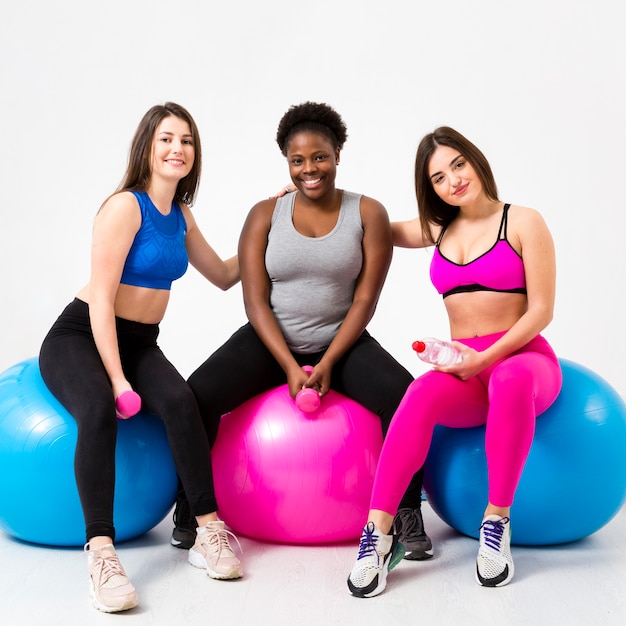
[115,390,142,420]
[295,366,321,413]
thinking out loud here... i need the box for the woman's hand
[286,366,313,399]
[111,378,134,401]
[272,184,296,198]
[433,343,487,380]
[286,363,331,399]
[305,362,332,398]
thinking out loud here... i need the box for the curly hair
[117,102,202,206]
[276,101,348,155]
[415,126,498,244]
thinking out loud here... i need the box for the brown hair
[415,126,498,243]
[117,102,202,206]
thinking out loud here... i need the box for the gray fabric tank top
[265,190,363,353]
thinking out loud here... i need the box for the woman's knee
[403,372,452,409]
[489,360,536,405]
[387,376,443,434]
[154,382,198,419]
[74,395,117,444]
[492,357,533,383]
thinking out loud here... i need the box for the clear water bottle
[412,337,461,366]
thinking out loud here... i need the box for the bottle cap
[412,340,426,353]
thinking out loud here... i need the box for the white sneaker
[475,515,514,587]
[85,543,139,612]
[347,522,405,598]
[188,521,243,580]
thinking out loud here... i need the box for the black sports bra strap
[436,224,448,246]
[497,203,511,240]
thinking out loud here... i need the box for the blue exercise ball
[423,359,626,545]
[0,357,178,547]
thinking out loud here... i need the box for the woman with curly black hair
[171,102,430,557]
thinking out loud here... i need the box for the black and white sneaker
[347,522,405,598]
[392,507,434,560]
[475,515,514,587]
[170,496,197,550]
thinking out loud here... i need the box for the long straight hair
[415,126,498,243]
[117,102,202,206]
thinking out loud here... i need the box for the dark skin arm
[239,194,393,398]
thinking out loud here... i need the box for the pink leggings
[370,332,562,513]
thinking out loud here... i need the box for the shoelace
[480,517,510,551]
[356,522,380,562]
[96,554,126,584]
[202,527,243,561]
[84,545,127,584]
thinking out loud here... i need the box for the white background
[1,0,624,396]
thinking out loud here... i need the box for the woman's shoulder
[241,197,278,232]
[507,203,547,226]
[97,190,140,217]
[352,192,388,222]
[250,196,278,216]
[506,203,551,243]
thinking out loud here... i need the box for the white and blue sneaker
[347,522,405,598]
[475,515,514,587]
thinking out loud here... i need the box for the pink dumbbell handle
[116,390,142,420]
[296,365,321,413]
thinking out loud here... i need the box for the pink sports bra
[430,204,527,299]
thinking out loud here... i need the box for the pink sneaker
[188,521,243,580]
[85,543,139,612]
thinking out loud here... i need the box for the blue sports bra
[120,191,188,290]
[430,204,527,299]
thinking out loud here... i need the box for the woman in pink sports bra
[348,126,562,597]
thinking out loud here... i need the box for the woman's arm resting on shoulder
[183,205,240,290]
[272,184,296,198]
[391,217,433,248]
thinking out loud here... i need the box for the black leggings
[39,299,216,542]
[187,323,423,509]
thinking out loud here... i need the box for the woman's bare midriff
[75,283,170,324]
[445,291,528,339]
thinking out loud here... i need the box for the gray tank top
[265,190,363,353]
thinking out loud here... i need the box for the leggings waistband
[52,298,160,344]
[456,331,557,362]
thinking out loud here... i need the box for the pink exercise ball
[212,384,383,544]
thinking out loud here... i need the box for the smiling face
[285,130,340,201]
[427,144,485,207]
[150,115,195,184]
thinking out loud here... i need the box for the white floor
[1,502,624,626]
